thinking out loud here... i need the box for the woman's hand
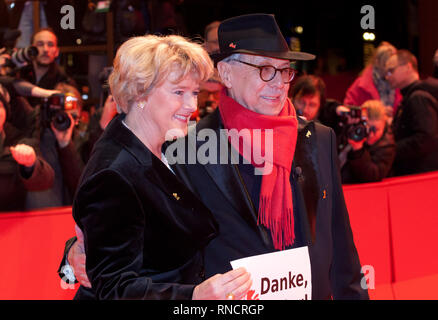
[51,112,75,148]
[10,144,36,168]
[67,225,92,288]
[192,267,252,300]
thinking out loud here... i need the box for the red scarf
[219,89,298,250]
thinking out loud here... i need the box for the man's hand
[0,47,11,66]
[67,225,91,288]
[336,105,361,125]
[51,112,75,148]
[99,95,118,130]
[10,144,37,167]
[0,47,11,76]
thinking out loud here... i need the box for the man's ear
[217,61,232,89]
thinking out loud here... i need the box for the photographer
[340,100,396,184]
[26,83,84,209]
[1,27,61,104]
[385,50,438,176]
[0,83,54,211]
[290,74,344,135]
[17,27,76,107]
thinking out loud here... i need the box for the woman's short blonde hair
[109,35,214,113]
[362,99,387,121]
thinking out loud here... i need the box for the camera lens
[11,46,38,67]
[347,123,368,142]
[52,111,71,131]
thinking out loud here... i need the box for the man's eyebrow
[254,58,290,67]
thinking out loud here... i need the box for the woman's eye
[193,91,200,96]
[174,90,184,95]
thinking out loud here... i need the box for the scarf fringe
[258,196,294,250]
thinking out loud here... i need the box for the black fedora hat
[211,14,315,63]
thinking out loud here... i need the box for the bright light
[76,38,82,45]
[363,32,376,41]
[295,26,304,34]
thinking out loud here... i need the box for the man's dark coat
[168,109,368,300]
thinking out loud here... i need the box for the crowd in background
[1,1,438,212]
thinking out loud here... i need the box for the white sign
[230,246,312,300]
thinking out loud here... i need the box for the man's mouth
[261,95,280,102]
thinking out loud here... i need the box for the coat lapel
[292,119,320,243]
[196,110,262,232]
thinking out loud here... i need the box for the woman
[344,41,402,118]
[73,35,251,300]
[340,99,396,184]
[0,84,54,211]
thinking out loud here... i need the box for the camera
[6,46,39,69]
[337,105,370,152]
[1,27,38,72]
[41,93,78,131]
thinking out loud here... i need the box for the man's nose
[270,70,285,87]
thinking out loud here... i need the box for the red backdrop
[1,171,437,300]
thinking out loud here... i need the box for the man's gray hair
[221,53,243,63]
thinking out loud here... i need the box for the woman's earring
[138,101,145,109]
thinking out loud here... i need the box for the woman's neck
[124,110,163,159]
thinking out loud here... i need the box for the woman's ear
[217,61,232,89]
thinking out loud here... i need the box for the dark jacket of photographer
[341,124,396,184]
[0,117,54,211]
[391,78,438,176]
[17,63,77,107]
[24,107,84,209]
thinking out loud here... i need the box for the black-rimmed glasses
[230,59,297,83]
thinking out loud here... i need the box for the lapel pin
[172,193,180,201]
[229,42,236,48]
[323,189,327,199]
[306,130,312,138]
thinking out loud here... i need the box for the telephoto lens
[10,46,38,68]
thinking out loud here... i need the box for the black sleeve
[57,139,84,198]
[395,93,438,161]
[347,140,395,183]
[328,129,369,299]
[74,169,195,300]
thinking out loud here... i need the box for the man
[191,20,223,120]
[290,74,342,132]
[18,27,76,106]
[61,14,368,300]
[385,50,438,176]
[194,72,222,120]
[203,20,220,54]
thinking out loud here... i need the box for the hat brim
[211,49,316,65]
